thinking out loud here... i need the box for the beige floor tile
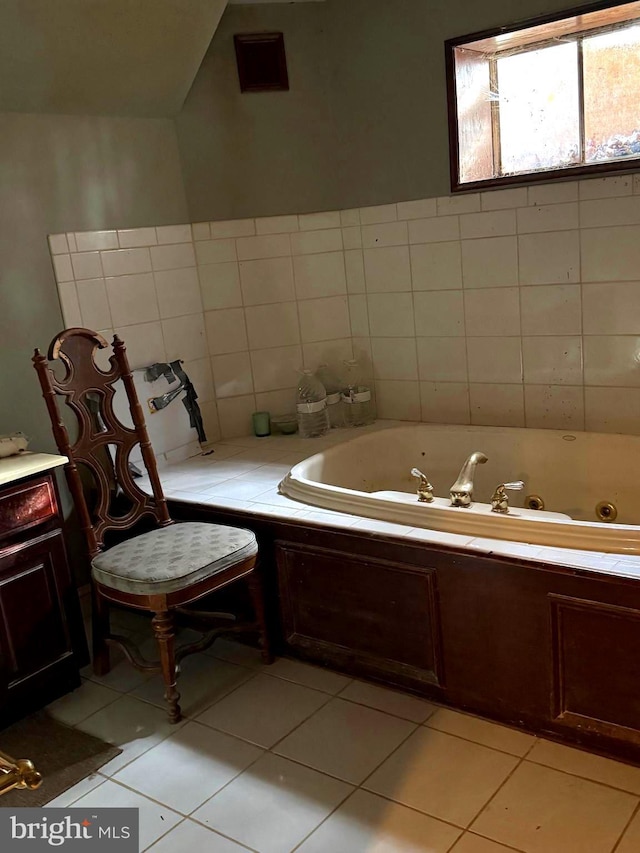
[616,807,640,853]
[297,789,462,852]
[206,637,266,668]
[451,834,520,853]
[266,657,352,694]
[426,708,536,757]
[71,778,182,851]
[77,695,187,776]
[131,653,252,718]
[147,819,251,852]
[46,680,120,726]
[339,680,436,723]
[471,761,637,853]
[527,738,640,795]
[274,697,415,784]
[196,673,329,747]
[114,721,262,815]
[191,753,353,853]
[81,653,155,693]
[365,727,518,827]
[45,772,105,807]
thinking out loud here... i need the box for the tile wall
[50,170,640,444]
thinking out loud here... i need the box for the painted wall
[176,0,580,220]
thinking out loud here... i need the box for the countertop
[0,452,67,488]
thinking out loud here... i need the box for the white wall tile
[191,222,211,241]
[245,302,300,349]
[290,229,342,256]
[464,287,520,336]
[76,278,111,329]
[522,336,583,385]
[217,394,257,438]
[198,262,242,311]
[340,208,360,226]
[162,313,207,362]
[114,321,164,369]
[583,282,640,334]
[251,345,302,392]
[396,198,437,220]
[584,336,640,387]
[437,194,480,215]
[205,307,248,355]
[194,239,235,266]
[461,236,518,288]
[182,357,214,403]
[417,337,468,382]
[581,196,640,228]
[255,215,299,235]
[236,233,290,261]
[528,182,578,206]
[361,221,408,249]
[367,292,415,337]
[106,272,158,327]
[420,382,470,424]
[212,352,254,398]
[371,337,418,380]
[293,252,346,300]
[210,218,255,239]
[241,256,296,305]
[520,284,581,335]
[48,233,68,255]
[467,337,522,383]
[345,250,365,293]
[303,338,354,371]
[364,246,411,292]
[255,388,297,416]
[117,227,158,248]
[342,226,362,250]
[525,385,584,430]
[579,175,633,200]
[414,290,464,337]
[409,216,459,244]
[52,254,73,283]
[348,295,369,337]
[581,227,640,282]
[518,231,580,285]
[410,242,462,291]
[359,204,397,225]
[65,232,78,252]
[298,295,350,343]
[156,224,192,244]
[298,211,341,230]
[517,203,579,233]
[154,267,202,319]
[375,380,420,420]
[57,281,81,325]
[75,230,118,252]
[101,248,151,277]
[469,383,525,427]
[585,387,640,434]
[460,210,516,239]
[71,251,103,280]
[481,187,528,211]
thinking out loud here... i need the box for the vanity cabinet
[0,463,87,727]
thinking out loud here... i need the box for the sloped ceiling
[0,0,228,117]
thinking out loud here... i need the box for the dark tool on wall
[145,360,208,446]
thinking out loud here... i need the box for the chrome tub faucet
[411,467,434,502]
[450,451,488,507]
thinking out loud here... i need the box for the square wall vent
[234,32,289,92]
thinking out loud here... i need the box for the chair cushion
[91,522,258,596]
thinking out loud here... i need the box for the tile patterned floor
[45,626,640,853]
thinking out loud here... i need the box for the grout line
[611,798,640,853]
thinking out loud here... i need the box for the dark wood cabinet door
[0,532,73,686]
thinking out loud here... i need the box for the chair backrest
[33,328,172,559]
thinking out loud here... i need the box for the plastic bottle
[341,359,374,427]
[296,370,330,438]
[316,364,345,429]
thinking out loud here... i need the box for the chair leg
[152,610,182,723]
[247,568,273,665]
[91,584,111,677]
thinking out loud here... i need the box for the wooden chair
[33,328,272,723]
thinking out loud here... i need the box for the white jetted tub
[280,424,640,554]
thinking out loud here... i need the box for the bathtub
[280,424,640,555]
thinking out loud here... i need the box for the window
[446,1,640,190]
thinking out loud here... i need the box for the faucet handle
[411,467,434,503]
[491,481,525,514]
